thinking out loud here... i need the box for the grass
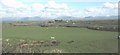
[2,23,118,53]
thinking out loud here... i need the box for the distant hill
[56,16,80,20]
[2,16,118,21]
[84,16,118,20]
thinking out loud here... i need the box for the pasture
[2,22,118,53]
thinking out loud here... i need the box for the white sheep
[5,39,9,42]
[51,37,55,40]
[66,21,69,23]
[118,36,120,39]
[20,39,25,42]
[72,23,75,24]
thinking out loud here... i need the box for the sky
[0,0,119,20]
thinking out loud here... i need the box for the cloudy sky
[0,0,119,19]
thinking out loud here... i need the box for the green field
[2,23,118,53]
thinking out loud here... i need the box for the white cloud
[76,0,119,2]
[1,0,26,8]
[32,4,44,12]
[103,2,118,9]
[46,1,68,9]
[83,2,118,17]
[0,0,118,20]
[0,0,33,17]
[0,0,84,18]
[84,8,103,16]
[84,7,117,17]
[31,0,70,18]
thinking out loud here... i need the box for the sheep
[72,23,75,24]
[20,39,25,42]
[66,21,69,23]
[51,37,55,40]
[5,39,9,42]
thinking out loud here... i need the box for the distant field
[2,23,118,53]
